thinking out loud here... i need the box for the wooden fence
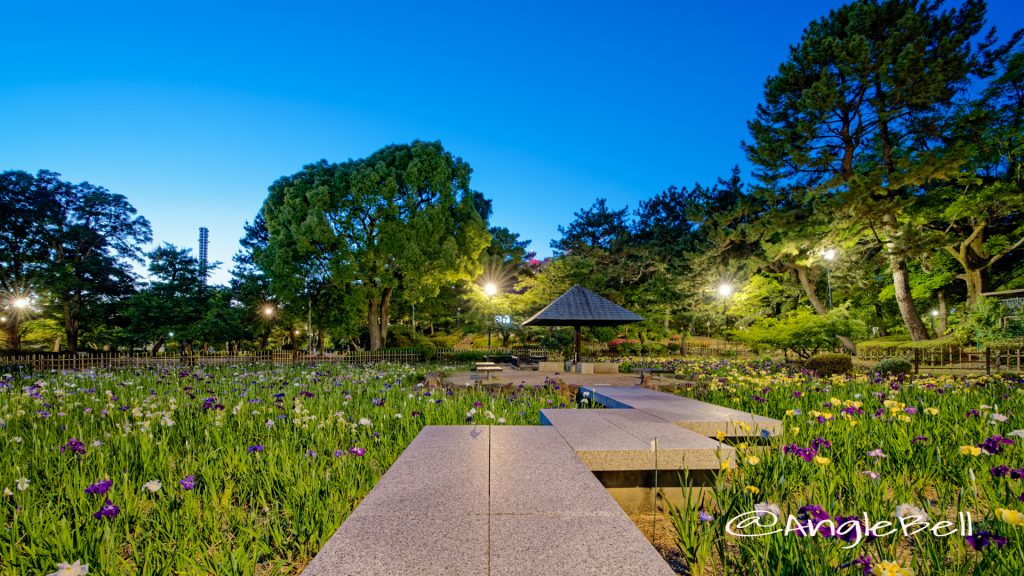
[0,347,561,372]
[858,346,1023,375]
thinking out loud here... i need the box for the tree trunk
[367,288,393,351]
[795,266,857,354]
[890,256,930,341]
[368,298,381,351]
[963,268,985,307]
[4,320,20,351]
[151,336,165,357]
[64,300,79,353]
[937,290,948,336]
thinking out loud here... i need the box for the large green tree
[261,141,490,350]
[745,0,1017,340]
[46,177,151,352]
[0,170,61,350]
[126,244,210,354]
[928,49,1024,303]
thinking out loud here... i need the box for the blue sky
[3,0,1022,285]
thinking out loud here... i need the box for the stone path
[303,387,779,575]
[302,425,676,576]
[540,408,732,471]
[581,385,782,437]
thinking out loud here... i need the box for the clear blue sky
[3,1,1022,285]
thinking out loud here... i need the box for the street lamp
[717,283,734,335]
[12,297,29,310]
[484,283,497,351]
[263,305,275,317]
[822,249,837,310]
[930,309,938,334]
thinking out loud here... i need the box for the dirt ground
[630,512,690,575]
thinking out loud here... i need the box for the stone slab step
[581,385,782,437]
[302,425,675,576]
[540,408,733,470]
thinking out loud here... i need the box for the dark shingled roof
[521,285,644,327]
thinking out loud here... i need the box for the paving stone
[490,514,676,576]
[541,408,733,471]
[302,513,488,576]
[351,425,489,518]
[489,426,624,516]
[583,385,782,437]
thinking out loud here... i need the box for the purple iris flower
[179,476,196,490]
[810,437,831,450]
[93,499,120,520]
[349,447,366,457]
[247,445,264,453]
[85,479,113,496]
[783,444,818,462]
[978,435,1014,455]
[840,555,873,576]
[61,437,87,456]
[966,530,1007,551]
[992,465,1011,478]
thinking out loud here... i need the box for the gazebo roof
[521,285,644,327]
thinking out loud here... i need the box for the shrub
[608,338,641,354]
[805,353,853,376]
[732,307,865,358]
[642,342,668,355]
[412,336,437,361]
[874,357,913,376]
[450,350,490,362]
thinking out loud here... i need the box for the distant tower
[198,227,209,283]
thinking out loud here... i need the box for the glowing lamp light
[823,249,837,261]
[717,284,734,298]
[263,306,275,316]
[168,332,174,338]
[484,283,497,297]
[12,297,29,309]
[931,309,939,317]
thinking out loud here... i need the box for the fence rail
[858,346,1023,374]
[0,347,562,371]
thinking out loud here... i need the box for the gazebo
[521,285,644,364]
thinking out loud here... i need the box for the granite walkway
[303,387,780,575]
[302,425,676,576]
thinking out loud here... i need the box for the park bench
[474,361,504,381]
[302,426,676,576]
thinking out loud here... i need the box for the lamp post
[930,309,938,335]
[484,282,497,352]
[717,283,733,335]
[823,249,837,310]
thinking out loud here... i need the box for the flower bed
[0,364,568,575]
[669,359,1024,575]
